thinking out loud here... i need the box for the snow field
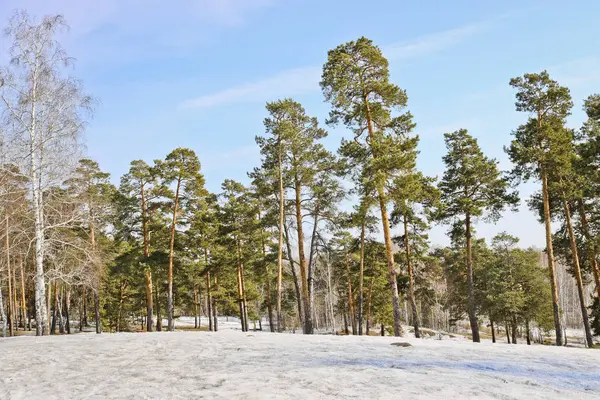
[1,319,599,399]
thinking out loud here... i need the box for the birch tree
[0,12,92,335]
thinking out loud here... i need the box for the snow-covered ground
[1,318,599,399]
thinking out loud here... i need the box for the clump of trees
[0,11,598,348]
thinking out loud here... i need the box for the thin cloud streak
[182,67,321,109]
[382,21,490,60]
[183,20,491,109]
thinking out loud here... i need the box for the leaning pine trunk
[541,169,563,346]
[490,318,496,343]
[562,199,594,348]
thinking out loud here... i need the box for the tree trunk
[343,305,349,335]
[259,213,275,333]
[308,210,320,334]
[19,256,27,330]
[276,142,285,333]
[31,139,48,336]
[141,184,153,333]
[577,201,600,301]
[145,269,153,332]
[284,222,304,325]
[56,282,64,334]
[366,277,374,336]
[212,276,218,332]
[404,213,421,339]
[363,93,403,337]
[511,314,517,344]
[0,283,6,337]
[465,212,480,343]
[236,256,246,332]
[562,199,594,348]
[206,272,213,332]
[293,171,312,334]
[94,291,101,334]
[344,251,357,335]
[505,322,511,344]
[358,222,365,336]
[47,282,52,335]
[12,264,18,331]
[193,285,199,329]
[240,261,249,332]
[526,319,531,345]
[81,287,87,331]
[116,280,126,332]
[6,217,14,336]
[65,286,71,334]
[490,318,496,343]
[167,178,182,332]
[541,170,563,346]
[156,282,162,331]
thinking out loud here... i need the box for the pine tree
[155,148,205,331]
[118,160,162,332]
[576,94,600,300]
[321,37,417,337]
[391,171,439,338]
[507,71,573,346]
[257,99,335,334]
[437,129,518,342]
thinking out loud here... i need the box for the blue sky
[2,0,599,247]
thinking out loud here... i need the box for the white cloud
[183,20,490,109]
[382,21,489,60]
[182,66,321,109]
